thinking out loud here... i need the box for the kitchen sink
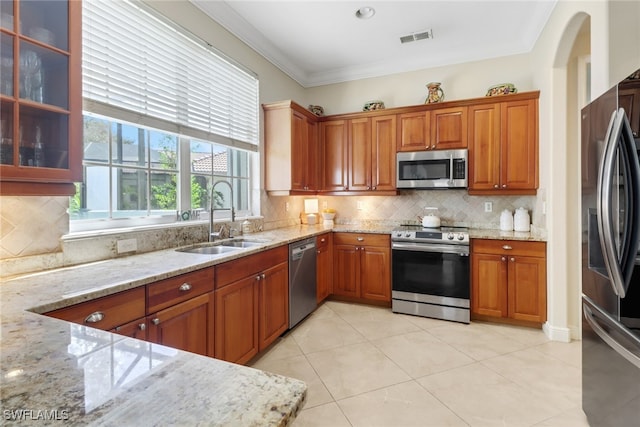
[176,238,270,255]
[177,245,242,255]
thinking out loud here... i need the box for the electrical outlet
[484,202,493,213]
[357,201,364,210]
[285,202,290,212]
[117,238,137,254]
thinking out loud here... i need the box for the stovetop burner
[391,225,469,244]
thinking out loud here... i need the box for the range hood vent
[400,29,433,44]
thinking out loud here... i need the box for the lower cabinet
[471,239,547,324]
[333,233,391,303]
[214,246,289,364]
[316,233,333,303]
[147,292,214,357]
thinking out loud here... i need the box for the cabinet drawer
[147,268,214,313]
[472,239,545,257]
[215,246,288,289]
[333,232,390,247]
[47,287,145,331]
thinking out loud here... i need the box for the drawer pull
[502,245,513,250]
[179,283,192,292]
[84,311,104,324]
[357,237,365,242]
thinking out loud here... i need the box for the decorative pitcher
[425,82,444,104]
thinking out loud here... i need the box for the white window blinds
[82,0,259,151]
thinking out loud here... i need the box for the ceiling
[191,1,558,88]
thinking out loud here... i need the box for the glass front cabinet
[0,0,81,195]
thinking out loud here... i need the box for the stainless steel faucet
[209,180,235,242]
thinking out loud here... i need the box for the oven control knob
[457,234,465,241]
[405,233,412,238]
[447,233,454,240]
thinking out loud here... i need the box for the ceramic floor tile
[291,310,366,354]
[250,354,333,409]
[417,364,565,427]
[338,380,467,427]
[306,341,411,400]
[533,340,582,369]
[372,331,474,378]
[481,322,550,347]
[427,322,528,360]
[480,348,582,411]
[338,307,422,340]
[250,334,304,364]
[292,402,352,427]
[534,406,590,427]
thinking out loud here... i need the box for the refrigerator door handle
[583,299,640,369]
[597,111,625,296]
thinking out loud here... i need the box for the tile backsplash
[1,190,543,277]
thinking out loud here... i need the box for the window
[73,0,258,230]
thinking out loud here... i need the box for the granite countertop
[0,222,544,425]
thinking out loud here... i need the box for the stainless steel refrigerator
[581,69,640,426]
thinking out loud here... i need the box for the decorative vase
[425,82,444,104]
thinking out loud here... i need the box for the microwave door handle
[449,152,454,185]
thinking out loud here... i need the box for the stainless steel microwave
[396,149,468,189]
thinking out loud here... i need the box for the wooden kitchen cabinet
[214,246,288,364]
[333,233,391,303]
[348,115,397,192]
[316,233,333,303]
[471,239,547,324]
[431,106,468,149]
[320,119,349,192]
[397,106,467,152]
[263,100,319,195]
[0,0,82,195]
[147,292,214,357]
[468,93,539,195]
[146,268,215,356]
[47,287,146,332]
[258,261,289,351]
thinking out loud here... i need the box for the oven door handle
[392,241,469,255]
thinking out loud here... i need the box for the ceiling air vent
[400,29,433,44]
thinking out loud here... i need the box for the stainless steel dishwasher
[289,237,317,328]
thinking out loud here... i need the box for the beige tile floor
[249,301,591,427]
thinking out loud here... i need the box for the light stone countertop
[0,222,543,425]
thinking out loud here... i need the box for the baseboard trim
[543,322,572,342]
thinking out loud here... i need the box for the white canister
[500,209,513,231]
[513,207,530,232]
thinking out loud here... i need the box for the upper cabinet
[263,101,319,195]
[0,0,82,195]
[397,106,467,152]
[468,93,539,195]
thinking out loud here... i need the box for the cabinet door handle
[179,283,192,292]
[372,186,377,190]
[321,238,326,243]
[501,256,506,262]
[84,311,104,324]
[510,257,515,262]
[152,318,160,325]
[262,273,266,280]
[493,184,499,188]
[502,245,512,250]
[502,184,507,188]
[431,144,436,149]
[256,275,261,281]
[139,323,146,331]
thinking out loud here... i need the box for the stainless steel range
[391,225,470,323]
